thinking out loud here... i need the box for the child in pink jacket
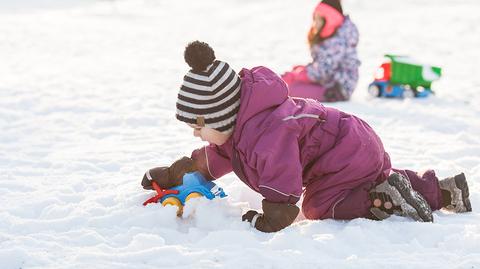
[141,41,472,232]
[282,0,360,102]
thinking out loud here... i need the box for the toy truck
[143,172,226,216]
[368,54,442,98]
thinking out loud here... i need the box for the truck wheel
[368,84,381,97]
[186,192,203,201]
[162,197,183,216]
[403,88,416,98]
[162,197,182,207]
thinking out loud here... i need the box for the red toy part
[374,62,391,81]
[143,181,180,206]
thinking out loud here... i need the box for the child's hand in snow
[242,200,299,233]
[141,157,197,190]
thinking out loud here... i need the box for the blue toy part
[368,81,433,98]
[160,172,226,205]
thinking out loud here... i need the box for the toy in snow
[368,54,442,98]
[143,171,227,216]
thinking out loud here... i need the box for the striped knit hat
[176,60,241,133]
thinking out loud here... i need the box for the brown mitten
[141,156,197,190]
[242,199,299,233]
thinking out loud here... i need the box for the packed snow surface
[1,0,479,268]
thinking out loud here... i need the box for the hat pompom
[184,41,216,72]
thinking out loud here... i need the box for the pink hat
[313,2,345,38]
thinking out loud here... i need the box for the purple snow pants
[288,82,327,101]
[281,68,330,102]
[302,169,444,220]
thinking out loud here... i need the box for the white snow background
[1,0,480,268]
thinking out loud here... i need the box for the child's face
[188,124,232,145]
[312,13,325,32]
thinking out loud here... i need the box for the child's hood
[233,67,289,139]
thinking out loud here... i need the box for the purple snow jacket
[306,16,360,98]
[191,66,391,219]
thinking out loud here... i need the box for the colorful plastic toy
[368,55,442,98]
[143,172,226,216]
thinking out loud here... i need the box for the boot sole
[455,173,472,212]
[388,173,434,222]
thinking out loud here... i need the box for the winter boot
[324,82,349,102]
[439,173,472,213]
[369,172,433,222]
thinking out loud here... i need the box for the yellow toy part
[185,192,203,201]
[160,192,205,217]
[161,197,181,207]
[161,197,183,216]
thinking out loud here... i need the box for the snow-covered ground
[1,0,479,268]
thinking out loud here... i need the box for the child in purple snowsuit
[141,41,472,233]
[282,0,360,102]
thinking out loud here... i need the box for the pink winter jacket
[191,66,391,210]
